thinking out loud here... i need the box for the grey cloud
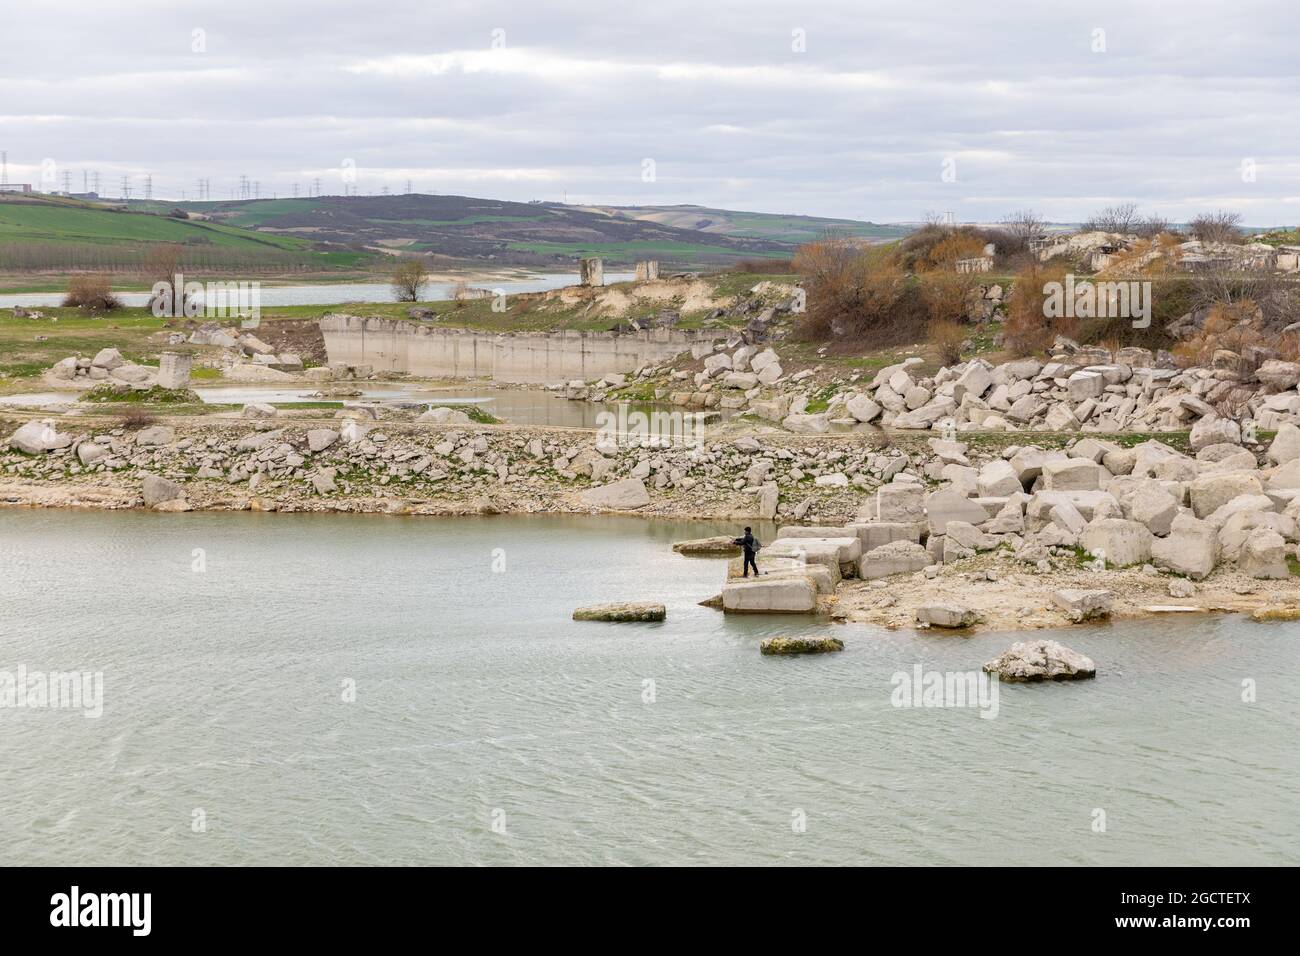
[2,0,1298,222]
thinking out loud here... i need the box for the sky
[2,0,1299,225]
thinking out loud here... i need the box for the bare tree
[142,243,186,316]
[1189,210,1244,244]
[1081,203,1140,233]
[999,209,1045,244]
[391,257,430,302]
[1134,214,1172,238]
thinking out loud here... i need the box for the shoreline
[4,412,1297,633]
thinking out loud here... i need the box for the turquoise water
[0,509,1295,865]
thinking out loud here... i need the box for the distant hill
[1,192,914,274]
[577,203,912,245]
[0,193,366,273]
[149,194,808,269]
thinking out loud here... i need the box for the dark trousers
[743,552,759,576]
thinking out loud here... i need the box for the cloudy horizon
[3,0,1299,225]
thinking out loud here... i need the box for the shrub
[118,411,158,430]
[927,319,967,366]
[926,233,987,270]
[62,275,121,311]
[1002,263,1076,356]
[919,270,978,324]
[793,238,907,341]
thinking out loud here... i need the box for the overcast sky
[3,0,1298,224]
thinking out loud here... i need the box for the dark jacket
[733,532,760,555]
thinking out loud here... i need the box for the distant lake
[0,272,636,309]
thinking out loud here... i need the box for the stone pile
[833,346,1300,434]
[44,348,157,389]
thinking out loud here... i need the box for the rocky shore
[4,390,1299,632]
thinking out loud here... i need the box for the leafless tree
[391,257,430,302]
[1189,210,1244,244]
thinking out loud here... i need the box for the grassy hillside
[158,194,807,269]
[0,194,372,274]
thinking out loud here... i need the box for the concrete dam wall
[319,315,724,384]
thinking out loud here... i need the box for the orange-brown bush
[927,319,967,366]
[926,233,987,270]
[919,270,978,324]
[792,238,908,342]
[62,275,121,311]
[1002,263,1076,356]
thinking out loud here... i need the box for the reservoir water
[0,384,732,429]
[0,272,636,310]
[0,509,1295,865]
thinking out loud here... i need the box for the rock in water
[983,640,1097,682]
[572,602,666,622]
[672,536,741,555]
[759,636,844,656]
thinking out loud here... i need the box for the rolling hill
[155,194,800,269]
[0,193,368,273]
[576,204,912,245]
[2,192,911,275]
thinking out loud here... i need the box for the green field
[0,198,309,251]
[0,195,380,275]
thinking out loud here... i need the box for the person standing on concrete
[734,527,761,577]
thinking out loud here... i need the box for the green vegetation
[804,383,840,414]
[82,384,200,404]
[427,403,500,424]
[0,194,378,275]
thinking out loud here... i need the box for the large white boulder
[577,478,650,510]
[142,473,185,508]
[859,541,932,579]
[1267,423,1300,465]
[1051,589,1114,622]
[722,577,817,613]
[1190,415,1241,452]
[1122,485,1181,536]
[983,640,1096,681]
[1238,529,1290,579]
[1151,513,1219,579]
[7,421,72,454]
[1042,458,1105,491]
[1190,473,1264,517]
[1079,519,1153,567]
[925,489,988,536]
